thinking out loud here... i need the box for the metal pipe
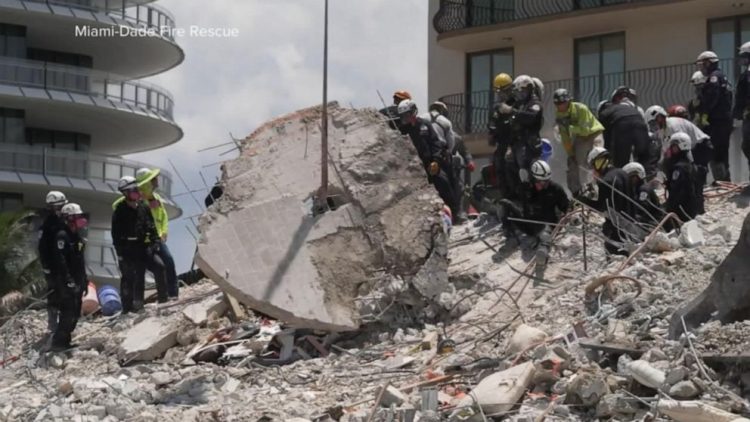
[319,0,329,206]
[582,204,588,272]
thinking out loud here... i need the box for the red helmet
[667,104,689,119]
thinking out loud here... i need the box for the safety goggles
[592,157,608,171]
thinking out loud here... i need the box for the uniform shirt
[420,111,456,154]
[579,166,630,217]
[51,228,86,289]
[665,157,700,221]
[111,200,160,258]
[113,193,169,238]
[734,69,750,120]
[697,69,733,123]
[628,181,663,224]
[654,118,710,155]
[488,99,515,147]
[555,102,605,155]
[511,96,543,144]
[38,213,66,273]
[524,181,570,228]
[405,117,451,169]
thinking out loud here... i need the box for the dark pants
[707,120,733,181]
[610,118,650,168]
[603,220,628,256]
[119,257,143,313]
[45,274,59,333]
[158,243,178,298]
[50,280,81,348]
[742,119,750,177]
[430,164,459,220]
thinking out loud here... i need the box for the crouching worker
[664,132,702,222]
[500,160,570,263]
[623,162,664,226]
[48,203,87,351]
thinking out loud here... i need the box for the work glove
[466,161,476,172]
[428,161,440,176]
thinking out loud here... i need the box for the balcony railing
[24,0,177,42]
[434,0,657,33]
[0,57,174,120]
[0,143,174,197]
[439,59,735,136]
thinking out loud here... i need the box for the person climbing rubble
[503,75,544,199]
[47,203,87,351]
[398,98,461,223]
[38,190,69,338]
[664,132,702,221]
[488,72,515,196]
[622,162,664,226]
[576,147,631,255]
[112,176,167,312]
[553,87,604,195]
[379,90,412,134]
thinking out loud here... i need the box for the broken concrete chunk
[679,220,705,248]
[119,317,178,362]
[627,360,665,389]
[455,361,535,416]
[507,324,548,355]
[380,386,407,407]
[665,366,690,385]
[669,380,700,399]
[657,399,750,422]
[565,371,610,406]
[596,394,638,418]
[182,294,228,326]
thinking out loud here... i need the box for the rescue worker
[488,72,514,192]
[510,161,569,260]
[734,41,750,176]
[577,147,631,255]
[622,162,663,225]
[112,176,166,312]
[430,101,475,221]
[38,191,68,335]
[504,75,544,199]
[645,105,711,213]
[379,90,412,134]
[600,86,646,121]
[48,203,87,351]
[664,132,701,221]
[553,88,605,194]
[134,167,178,300]
[598,94,653,168]
[695,51,733,182]
[398,99,460,222]
[687,70,707,125]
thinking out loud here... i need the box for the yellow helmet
[493,73,512,90]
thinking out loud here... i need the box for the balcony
[0,143,179,217]
[438,59,732,137]
[433,0,659,34]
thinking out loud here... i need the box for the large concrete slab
[196,104,445,331]
[119,317,178,361]
[182,294,228,325]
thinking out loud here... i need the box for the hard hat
[553,88,571,104]
[696,51,719,63]
[587,146,610,166]
[667,104,689,118]
[118,175,138,192]
[623,162,646,180]
[493,73,512,90]
[397,99,417,116]
[740,41,750,56]
[596,100,609,117]
[690,70,707,86]
[611,86,637,102]
[512,75,534,91]
[669,132,692,152]
[531,77,544,97]
[393,90,412,101]
[136,167,161,186]
[530,160,552,181]
[429,101,448,116]
[45,191,67,207]
[61,203,83,217]
[645,105,667,123]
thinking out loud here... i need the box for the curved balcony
[434,0,659,35]
[1,0,183,77]
[439,60,723,136]
[0,143,181,218]
[0,57,182,155]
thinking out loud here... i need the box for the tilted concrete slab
[196,104,445,331]
[182,294,228,325]
[119,317,178,361]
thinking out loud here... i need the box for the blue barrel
[98,285,122,316]
[540,138,553,163]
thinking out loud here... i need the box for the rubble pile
[3,106,750,421]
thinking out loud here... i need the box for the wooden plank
[224,293,246,320]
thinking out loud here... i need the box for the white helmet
[645,105,667,123]
[530,160,552,181]
[118,175,138,192]
[396,99,417,116]
[623,162,646,180]
[587,146,609,166]
[740,41,750,56]
[531,77,544,97]
[669,132,692,152]
[45,191,67,207]
[690,71,707,86]
[512,75,534,91]
[61,203,83,217]
[696,51,719,63]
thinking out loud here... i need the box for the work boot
[453,212,468,225]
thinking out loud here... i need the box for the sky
[127,0,429,273]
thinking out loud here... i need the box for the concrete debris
[565,370,610,406]
[507,324,548,355]
[455,361,535,416]
[657,399,750,422]
[119,317,179,362]
[182,294,228,326]
[670,379,701,398]
[595,393,638,418]
[196,104,446,332]
[380,385,407,407]
[679,220,705,248]
[626,359,666,389]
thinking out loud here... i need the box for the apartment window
[0,108,25,144]
[466,48,513,132]
[26,128,91,151]
[708,16,750,83]
[0,192,23,212]
[466,0,514,26]
[575,32,625,108]
[0,23,26,59]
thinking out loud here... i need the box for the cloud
[126,0,428,272]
